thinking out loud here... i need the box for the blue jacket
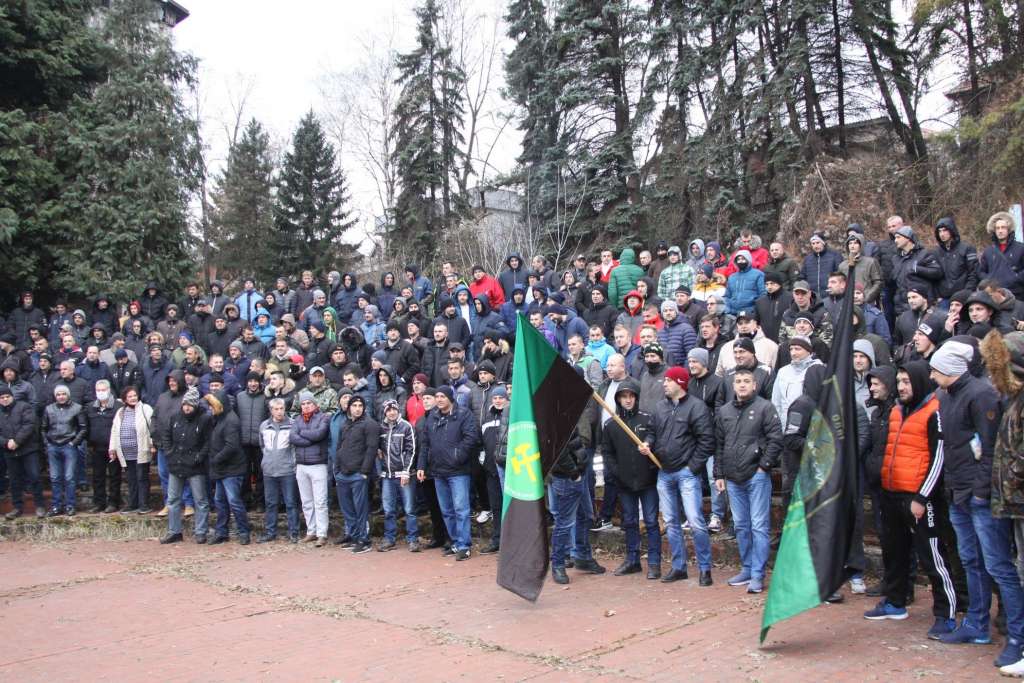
[657,317,698,366]
[289,410,330,466]
[723,260,765,313]
[234,290,265,321]
[415,404,479,477]
[551,315,590,358]
[585,340,615,369]
[471,294,509,360]
[801,249,843,298]
[141,357,173,406]
[499,284,530,333]
[863,304,892,346]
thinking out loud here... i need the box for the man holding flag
[497,314,595,601]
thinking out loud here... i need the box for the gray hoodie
[259,416,296,478]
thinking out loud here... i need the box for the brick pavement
[0,536,1005,681]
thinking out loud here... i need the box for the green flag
[761,275,860,641]
[497,314,593,601]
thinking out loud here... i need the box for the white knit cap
[929,340,973,377]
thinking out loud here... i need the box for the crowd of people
[3,211,1024,671]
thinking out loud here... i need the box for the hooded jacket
[608,248,646,308]
[755,288,793,343]
[686,239,706,273]
[334,273,362,323]
[90,295,119,335]
[602,378,658,490]
[207,394,245,479]
[614,290,646,340]
[471,294,509,359]
[723,249,766,313]
[931,217,979,299]
[162,405,211,477]
[139,282,168,322]
[469,271,505,309]
[838,234,883,303]
[498,255,529,300]
[582,288,618,338]
[771,354,824,431]
[377,273,399,320]
[979,212,1024,298]
[499,284,531,333]
[937,365,1001,504]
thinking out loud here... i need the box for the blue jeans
[727,470,772,579]
[550,475,593,568]
[381,477,418,543]
[214,475,251,539]
[657,468,713,571]
[263,474,300,539]
[75,444,86,486]
[46,443,78,510]
[336,472,369,543]
[157,450,193,508]
[619,486,661,565]
[705,456,727,520]
[435,474,472,551]
[949,498,1024,640]
[168,473,209,538]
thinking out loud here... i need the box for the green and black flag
[761,277,860,642]
[498,314,593,602]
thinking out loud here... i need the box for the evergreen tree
[51,0,202,302]
[392,0,467,266]
[0,0,106,301]
[210,118,276,284]
[273,111,357,278]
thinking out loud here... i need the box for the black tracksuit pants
[880,490,967,618]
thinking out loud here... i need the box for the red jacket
[469,274,505,308]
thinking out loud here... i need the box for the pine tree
[53,0,202,302]
[210,118,276,284]
[273,111,357,279]
[392,0,467,266]
[0,0,106,300]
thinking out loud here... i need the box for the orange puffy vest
[881,397,939,493]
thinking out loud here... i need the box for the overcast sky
[173,1,960,243]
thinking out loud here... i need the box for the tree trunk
[831,0,846,153]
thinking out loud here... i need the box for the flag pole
[590,391,662,469]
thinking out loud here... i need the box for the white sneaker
[476,510,492,524]
[850,577,867,594]
[708,514,722,532]
[1000,656,1024,677]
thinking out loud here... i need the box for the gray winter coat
[259,417,296,478]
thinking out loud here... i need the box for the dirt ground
[0,534,1006,682]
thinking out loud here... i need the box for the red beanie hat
[665,366,690,391]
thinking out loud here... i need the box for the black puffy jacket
[602,379,657,491]
[938,371,1001,504]
[892,243,943,314]
[234,389,267,446]
[713,395,783,483]
[416,404,479,477]
[334,412,380,476]
[0,399,37,455]
[932,217,979,299]
[647,391,714,474]
[209,407,246,479]
[162,408,212,477]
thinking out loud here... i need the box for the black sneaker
[378,540,397,552]
[208,536,229,545]
[442,545,456,556]
[573,558,606,574]
[238,535,250,546]
[455,548,470,561]
[334,535,353,547]
[351,541,372,554]
[46,507,61,517]
[479,542,500,555]
[160,532,183,544]
[257,534,276,544]
[195,535,207,544]
[65,507,76,516]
